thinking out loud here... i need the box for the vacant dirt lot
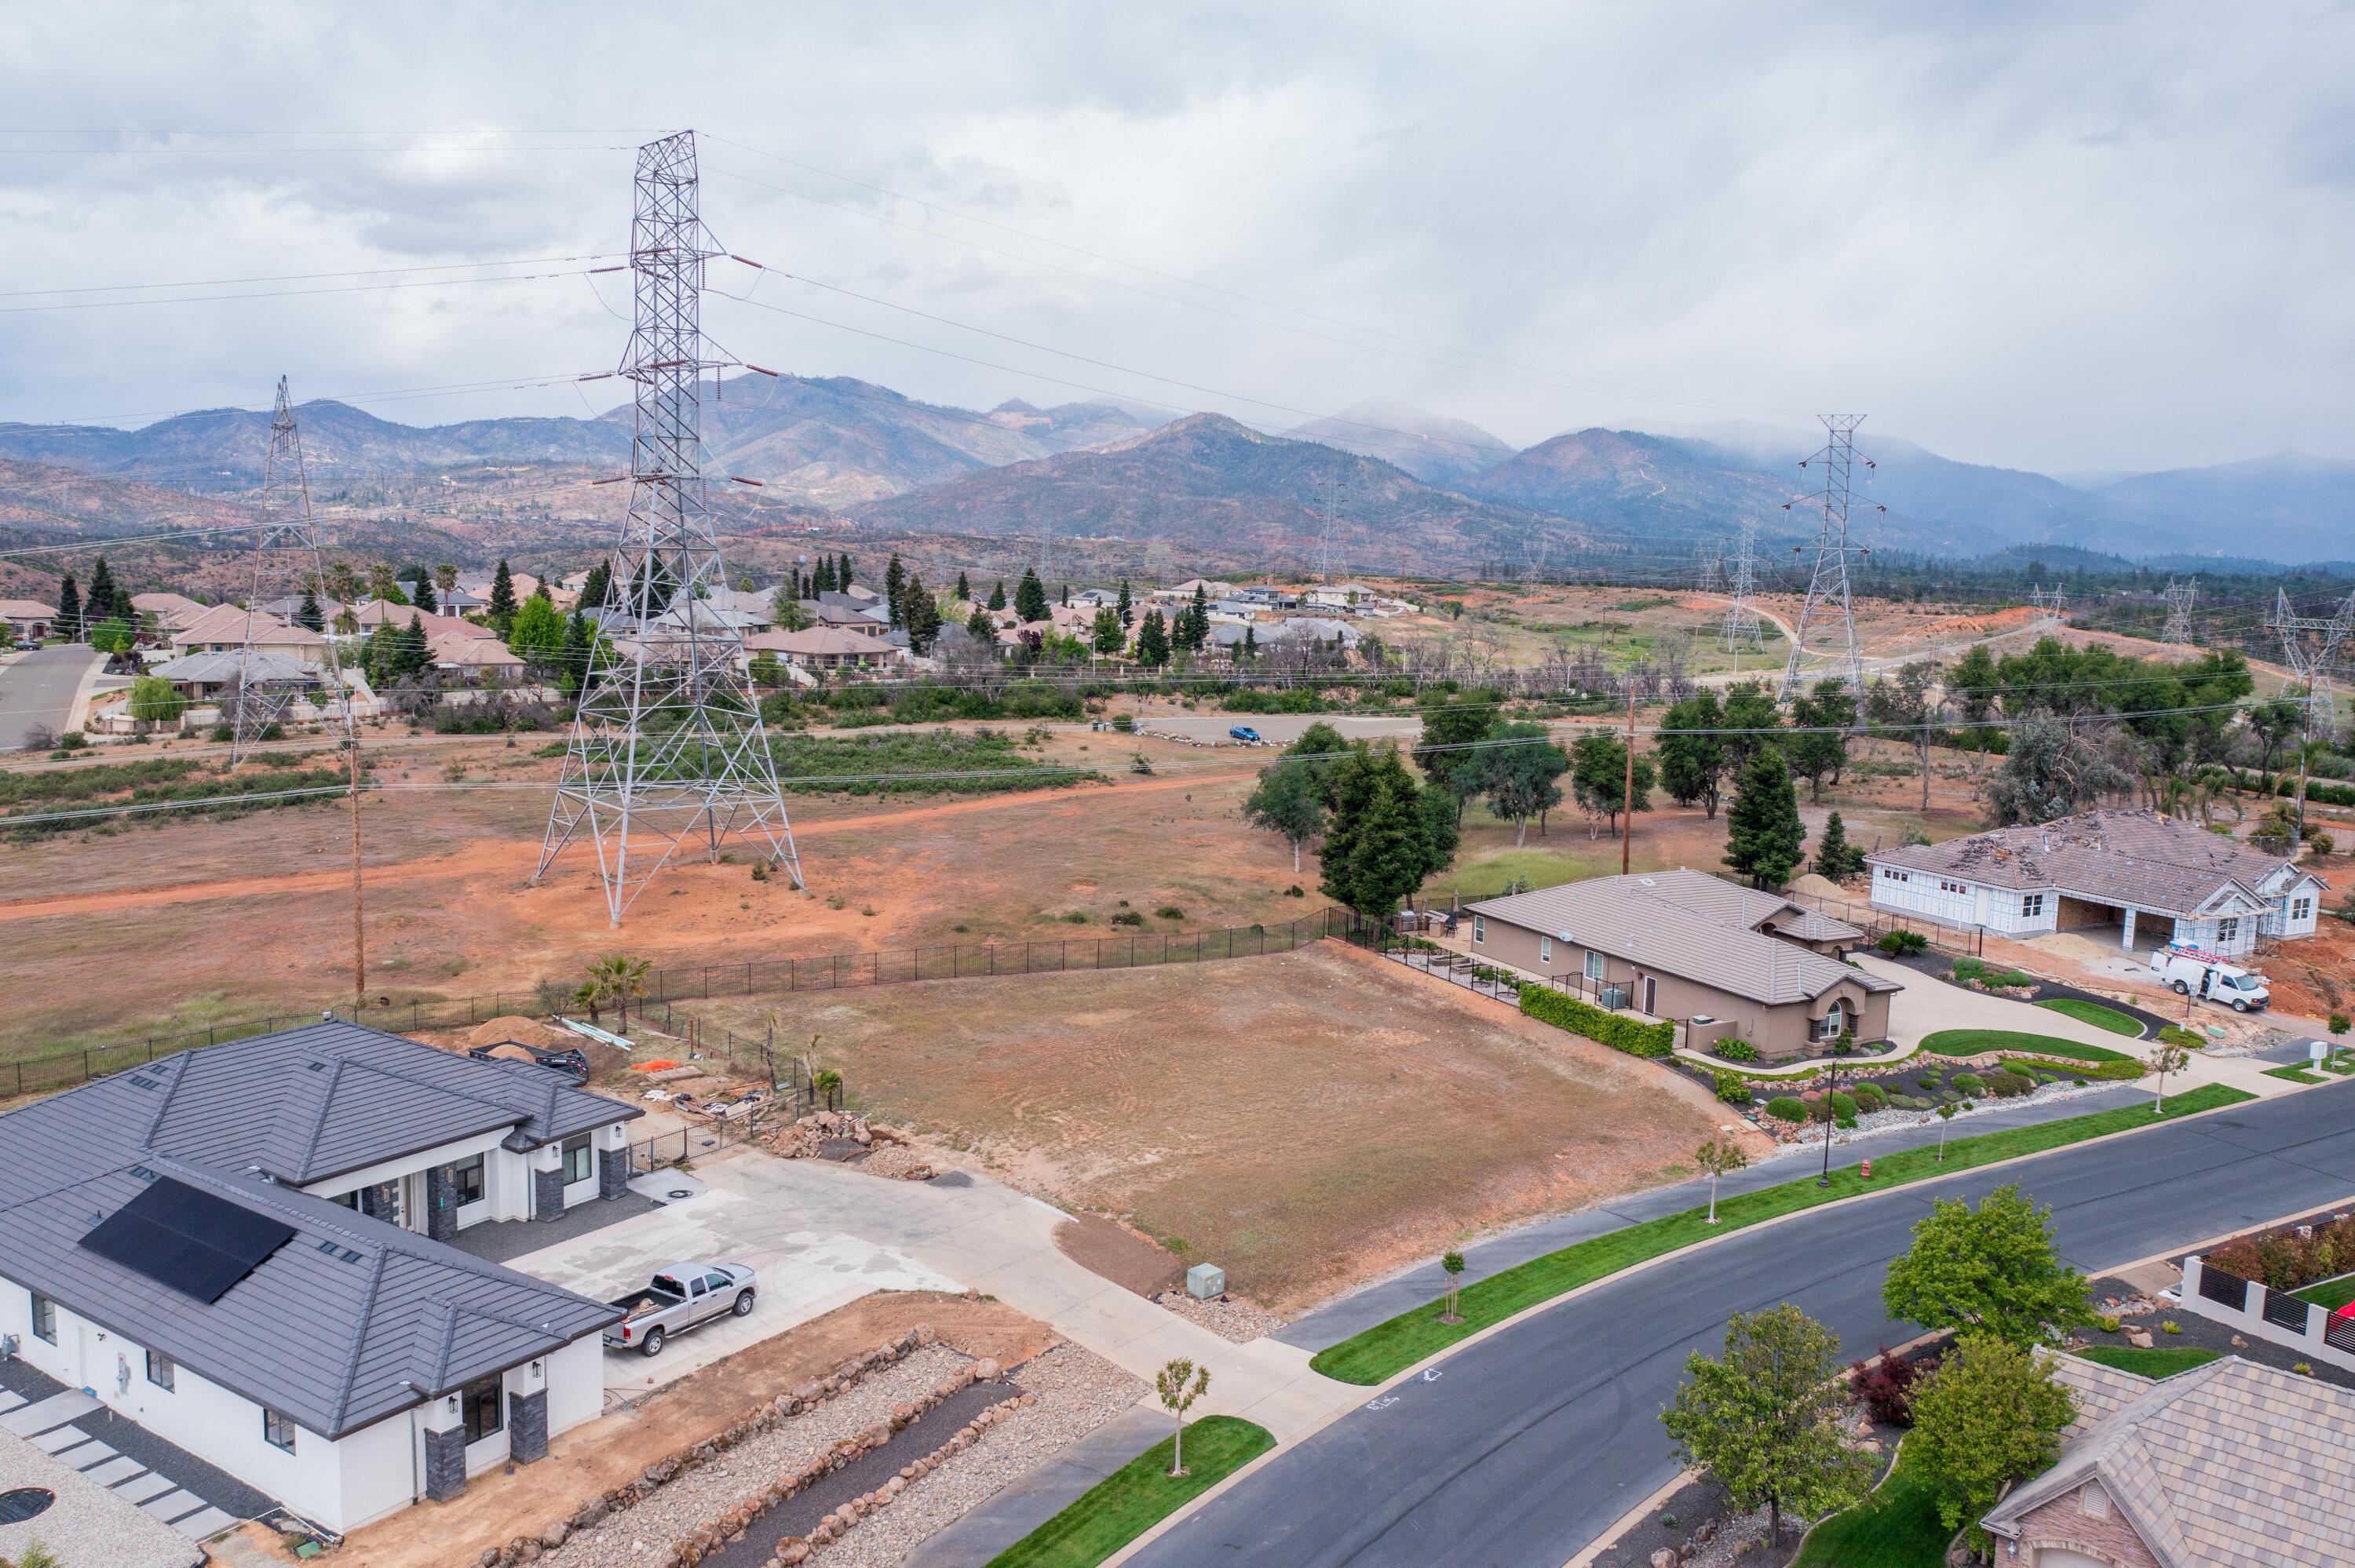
[690,942,1736,1313]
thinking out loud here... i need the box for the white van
[2147,946,2270,1012]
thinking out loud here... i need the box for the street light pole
[1816,1062,1847,1187]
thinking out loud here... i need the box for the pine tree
[581,560,612,610]
[955,570,971,602]
[1014,567,1049,623]
[966,604,995,641]
[987,579,1007,611]
[412,574,438,615]
[1181,584,1210,651]
[560,607,593,695]
[1241,624,1257,662]
[1061,582,1070,607]
[86,558,119,625]
[904,573,943,654]
[57,573,82,640]
[1723,743,1806,888]
[1134,608,1170,666]
[487,559,518,632]
[837,552,854,590]
[1116,579,1134,628]
[813,556,836,596]
[1813,811,1865,880]
[884,553,907,625]
[296,588,324,633]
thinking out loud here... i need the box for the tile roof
[129,592,210,625]
[167,605,326,649]
[0,1023,634,1439]
[1467,870,1899,1005]
[1986,1354,2355,1568]
[151,651,319,685]
[1867,809,2316,917]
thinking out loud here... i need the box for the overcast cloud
[1,1,2350,474]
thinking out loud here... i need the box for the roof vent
[128,1074,162,1090]
[306,1061,327,1072]
[1638,877,1656,887]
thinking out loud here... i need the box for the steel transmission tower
[2270,587,2355,730]
[539,130,803,923]
[1719,519,1763,654]
[232,380,352,763]
[2160,578,2197,645]
[1779,415,1879,699]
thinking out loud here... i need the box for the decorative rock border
[769,1389,1035,1565]
[478,1325,966,1568]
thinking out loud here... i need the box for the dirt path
[0,768,1257,924]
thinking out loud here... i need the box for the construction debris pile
[763,1110,935,1181]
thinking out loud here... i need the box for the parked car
[604,1262,758,1355]
[1228,726,1261,743]
[2146,946,2270,1012]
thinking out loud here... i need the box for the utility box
[1185,1263,1226,1300]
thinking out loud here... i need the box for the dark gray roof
[137,1020,639,1183]
[0,1052,620,1439]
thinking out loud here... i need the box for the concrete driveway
[509,1148,1359,1439]
[0,644,104,749]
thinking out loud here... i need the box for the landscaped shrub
[1713,1071,1752,1105]
[1991,968,2036,989]
[1850,1082,1888,1114]
[1519,987,1675,1057]
[1829,1091,1858,1120]
[2332,1012,2351,1037]
[2204,1213,2355,1291]
[1712,1039,1760,1063]
[1875,930,1928,955]
[1951,1072,1985,1096]
[1765,1096,1808,1123]
[1849,1348,1920,1427]
[1984,1070,2033,1098]
[1951,956,1986,981]
[2005,1055,2143,1083]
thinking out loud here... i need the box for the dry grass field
[690,942,1739,1312]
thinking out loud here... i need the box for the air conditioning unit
[1598,985,1630,1009]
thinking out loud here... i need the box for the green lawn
[2263,1065,2328,1085]
[1919,1029,2134,1063]
[982,1417,1276,1568]
[2294,1273,2355,1311]
[1307,1084,2254,1384]
[2072,1345,2220,1378]
[2034,998,2144,1037]
[1794,1450,1950,1568]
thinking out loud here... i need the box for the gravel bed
[819,1344,1145,1568]
[1752,1075,2120,1161]
[1150,1290,1286,1344]
[541,1345,970,1568]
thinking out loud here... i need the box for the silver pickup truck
[604,1262,758,1356]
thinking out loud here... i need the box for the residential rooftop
[1868,808,2314,917]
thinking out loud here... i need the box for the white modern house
[1867,809,2326,957]
[0,1022,642,1534]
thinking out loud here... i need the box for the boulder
[539,1522,569,1549]
[1652,1551,1677,1568]
[974,1357,1002,1382]
[777,1543,810,1566]
[2127,1329,2154,1348]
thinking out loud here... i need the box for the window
[461,1376,503,1444]
[263,1407,297,1453]
[2293,896,2313,921]
[1585,950,1605,981]
[29,1293,55,1344]
[562,1135,593,1185]
[145,1350,174,1391]
[703,1271,732,1293]
[2021,894,2045,918]
[1539,935,1552,965]
[451,1154,485,1207]
[1815,1003,1846,1041]
[2218,917,2239,943]
[1472,915,1484,945]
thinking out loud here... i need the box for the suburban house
[1465,869,1900,1059]
[130,592,211,630]
[1867,809,2326,957]
[744,625,899,671]
[166,607,328,662]
[428,633,527,682]
[148,650,321,705]
[1981,1353,2355,1566]
[349,602,495,642]
[0,598,60,640]
[0,1020,642,1533]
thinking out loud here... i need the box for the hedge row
[1520,986,1677,1057]
[2231,769,2355,808]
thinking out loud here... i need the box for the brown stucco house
[1981,1353,2355,1566]
[1462,870,1900,1060]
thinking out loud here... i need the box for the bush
[1712,1039,1759,1063]
[2332,1013,2350,1037]
[1984,1070,2033,1098]
[1849,1348,1920,1427]
[1109,910,1145,927]
[2205,1212,2355,1292]
[1765,1096,1808,1123]
[127,675,188,724]
[1829,1091,1858,1120]
[1991,968,2036,989]
[1952,1073,1985,1096]
[1876,930,1928,955]
[1112,713,1136,732]
[1519,987,1676,1057]
[1713,1071,1752,1105]
[1951,956,1986,981]
[1156,905,1186,920]
[1850,1081,1888,1114]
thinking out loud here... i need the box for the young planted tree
[1905,1333,2076,1555]
[1568,730,1653,837]
[1243,760,1326,870]
[1695,1135,1748,1223]
[2150,1037,2191,1114]
[1882,1183,2092,1348]
[1439,1251,1466,1323]
[1722,744,1806,888]
[1156,1358,1211,1476]
[1659,1304,1871,1548]
[1933,1100,1957,1161]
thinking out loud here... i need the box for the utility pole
[539,130,803,922]
[1780,415,1879,701]
[243,379,366,1009]
[1622,684,1636,875]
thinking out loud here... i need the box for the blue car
[1229,726,1261,743]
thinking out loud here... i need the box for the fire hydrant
[1860,1158,1872,1180]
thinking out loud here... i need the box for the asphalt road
[0,644,101,751]
[1131,1081,2355,1568]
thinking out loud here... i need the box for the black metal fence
[2262,1287,2317,1332]
[5,909,1354,1099]
[2197,1264,2251,1311]
[1784,891,1983,957]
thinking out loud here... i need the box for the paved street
[1130,1081,2355,1568]
[0,644,102,750]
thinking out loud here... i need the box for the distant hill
[1287,399,1514,484]
[853,413,1581,573]
[1461,428,1800,547]
[2094,452,2355,543]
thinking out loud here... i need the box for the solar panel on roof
[78,1176,294,1304]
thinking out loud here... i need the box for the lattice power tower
[2160,578,2197,645]
[2269,587,2355,733]
[231,379,354,763]
[1719,519,1763,655]
[539,130,803,923]
[1779,414,1878,698]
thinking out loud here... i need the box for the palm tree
[325,560,360,603]
[586,954,652,1030]
[367,561,397,601]
[434,563,459,597]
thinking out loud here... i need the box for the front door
[1642,975,1657,1015]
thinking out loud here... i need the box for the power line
[0,252,623,301]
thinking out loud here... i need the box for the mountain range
[2,377,2350,569]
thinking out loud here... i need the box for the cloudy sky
[2,1,2350,475]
